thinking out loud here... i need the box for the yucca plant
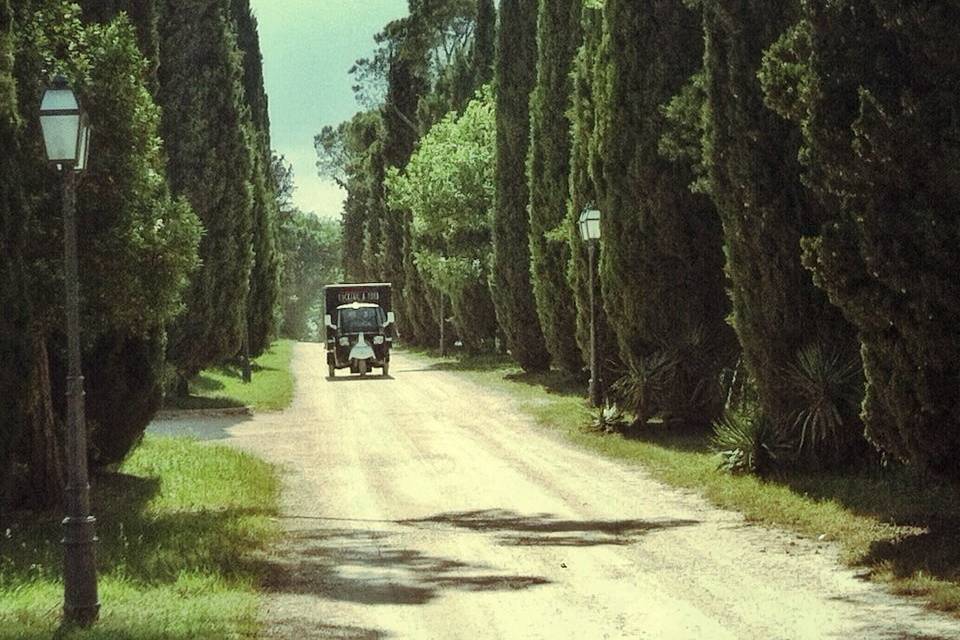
[784,343,863,465]
[611,349,679,426]
[711,408,790,476]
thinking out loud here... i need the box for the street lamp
[578,206,602,407]
[39,75,99,627]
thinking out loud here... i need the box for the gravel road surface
[151,343,960,639]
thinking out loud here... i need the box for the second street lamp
[39,75,100,627]
[578,206,602,407]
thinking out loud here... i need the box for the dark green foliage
[566,5,617,395]
[2,5,200,499]
[527,0,582,375]
[471,0,495,87]
[762,1,960,477]
[700,0,856,438]
[611,350,679,427]
[159,0,255,380]
[0,0,32,500]
[599,0,732,426]
[85,329,166,466]
[231,0,280,357]
[490,0,549,371]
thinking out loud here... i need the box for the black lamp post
[38,75,99,627]
[578,206,602,407]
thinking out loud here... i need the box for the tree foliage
[490,0,549,371]
[159,0,255,381]
[599,0,732,426]
[386,89,497,351]
[527,0,583,374]
[700,0,857,454]
[762,1,960,477]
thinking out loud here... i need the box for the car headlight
[373,335,384,345]
[339,336,350,346]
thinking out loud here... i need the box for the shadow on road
[252,526,551,608]
[400,508,699,547]
[325,375,394,382]
[147,413,253,441]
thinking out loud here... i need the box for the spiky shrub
[784,344,864,466]
[711,409,790,476]
[611,350,679,427]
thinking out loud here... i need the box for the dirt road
[152,344,960,639]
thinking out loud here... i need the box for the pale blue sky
[250,0,409,217]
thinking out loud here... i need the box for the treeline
[0,0,333,511]
[321,0,960,479]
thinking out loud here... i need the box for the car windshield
[338,307,383,333]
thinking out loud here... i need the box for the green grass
[165,340,295,412]
[0,436,280,639]
[400,347,960,615]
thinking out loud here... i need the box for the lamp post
[578,206,602,407]
[39,75,99,627]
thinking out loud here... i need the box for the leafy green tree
[159,0,255,384]
[527,0,583,374]
[600,0,732,426]
[490,0,549,371]
[762,1,960,476]
[387,90,497,351]
[699,1,856,448]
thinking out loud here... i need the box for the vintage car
[324,283,394,377]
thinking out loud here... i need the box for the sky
[249,0,409,218]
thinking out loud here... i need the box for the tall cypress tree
[160,0,255,381]
[600,0,731,425]
[490,0,549,371]
[527,0,583,375]
[566,3,617,394]
[701,1,855,432]
[763,1,960,476]
[232,0,281,357]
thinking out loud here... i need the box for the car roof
[336,302,381,310]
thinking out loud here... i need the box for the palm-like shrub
[711,409,790,476]
[784,343,863,465]
[590,401,629,434]
[611,350,679,427]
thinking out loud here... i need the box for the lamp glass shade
[578,207,601,242]
[39,84,83,163]
[75,116,91,171]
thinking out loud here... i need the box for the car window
[338,307,383,333]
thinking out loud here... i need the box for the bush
[711,408,790,476]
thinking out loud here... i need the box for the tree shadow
[161,395,247,411]
[618,422,713,453]
[249,526,551,607]
[148,414,252,441]
[502,369,586,397]
[400,508,698,547]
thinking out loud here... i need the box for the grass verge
[0,436,280,639]
[400,346,960,614]
[164,339,295,412]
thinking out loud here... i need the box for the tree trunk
[26,333,64,508]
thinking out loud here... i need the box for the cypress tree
[600,0,732,425]
[566,4,617,394]
[701,1,855,434]
[491,0,549,371]
[159,0,255,381]
[527,0,583,374]
[232,0,281,357]
[763,1,960,476]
